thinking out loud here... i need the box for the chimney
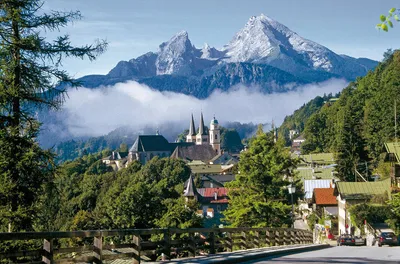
[214,192,218,200]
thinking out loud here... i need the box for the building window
[215,134,218,140]
[203,138,207,142]
[197,138,201,142]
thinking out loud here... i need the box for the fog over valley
[38,78,347,147]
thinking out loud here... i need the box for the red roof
[197,188,228,197]
[313,187,337,205]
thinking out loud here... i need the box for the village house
[102,151,128,171]
[312,186,338,236]
[188,163,236,188]
[334,179,391,236]
[312,186,338,216]
[384,142,400,188]
[291,135,305,152]
[184,175,229,227]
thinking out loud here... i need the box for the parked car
[354,236,366,246]
[337,234,355,246]
[378,232,398,247]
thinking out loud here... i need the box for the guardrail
[0,227,313,263]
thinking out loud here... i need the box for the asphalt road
[243,246,400,263]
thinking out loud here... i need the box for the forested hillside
[278,93,338,144]
[36,154,202,231]
[300,51,400,181]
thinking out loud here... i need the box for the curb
[161,244,330,263]
[211,244,331,263]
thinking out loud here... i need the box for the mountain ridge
[71,14,378,98]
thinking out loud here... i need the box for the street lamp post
[288,184,296,228]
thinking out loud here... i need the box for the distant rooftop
[295,167,337,181]
[299,153,335,165]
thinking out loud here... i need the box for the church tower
[196,112,209,145]
[209,115,221,155]
[186,114,196,143]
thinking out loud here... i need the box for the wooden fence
[0,227,313,263]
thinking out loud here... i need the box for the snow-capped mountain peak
[156,30,196,75]
[223,14,336,71]
[201,43,224,60]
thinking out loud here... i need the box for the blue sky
[44,0,400,77]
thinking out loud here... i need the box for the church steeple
[198,112,207,136]
[210,115,221,155]
[186,114,197,143]
[196,112,209,145]
[189,114,196,136]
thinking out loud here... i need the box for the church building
[128,113,221,165]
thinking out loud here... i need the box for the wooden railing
[0,227,313,263]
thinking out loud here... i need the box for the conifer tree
[0,0,106,231]
[224,131,300,227]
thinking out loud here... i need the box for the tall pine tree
[224,130,300,227]
[0,0,106,232]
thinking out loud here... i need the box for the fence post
[209,231,216,254]
[188,232,196,257]
[275,230,281,246]
[295,230,300,244]
[283,230,289,245]
[94,233,103,264]
[240,231,247,249]
[291,230,295,244]
[254,231,260,248]
[133,234,141,264]
[42,238,53,264]
[265,229,270,247]
[163,229,171,260]
[298,230,303,244]
[226,232,233,252]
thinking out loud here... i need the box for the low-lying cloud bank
[61,79,347,138]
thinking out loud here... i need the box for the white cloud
[62,79,348,137]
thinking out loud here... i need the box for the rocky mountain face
[75,14,377,98]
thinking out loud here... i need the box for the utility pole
[394,99,397,143]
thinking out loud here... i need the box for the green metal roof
[335,178,391,200]
[295,167,337,181]
[299,153,335,164]
[385,142,400,163]
[190,164,223,174]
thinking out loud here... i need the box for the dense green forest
[34,154,202,232]
[278,93,338,145]
[300,51,400,181]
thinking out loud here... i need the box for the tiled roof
[171,145,218,162]
[335,179,391,200]
[197,187,229,204]
[313,187,337,205]
[197,188,228,197]
[303,179,332,199]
